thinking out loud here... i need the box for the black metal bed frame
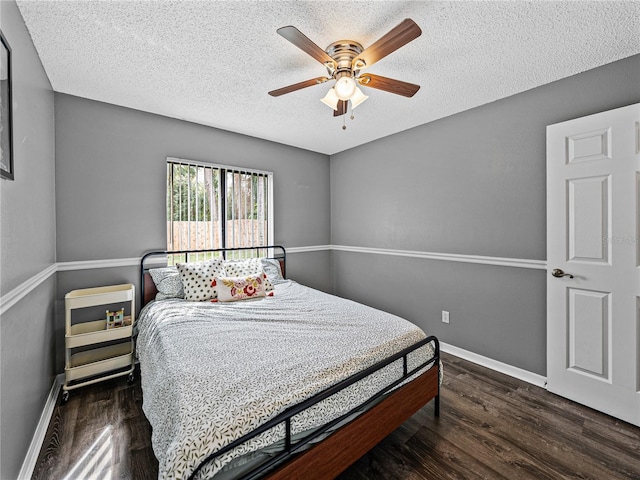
[139,245,440,480]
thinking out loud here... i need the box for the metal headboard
[140,245,286,308]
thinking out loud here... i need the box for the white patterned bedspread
[137,280,436,480]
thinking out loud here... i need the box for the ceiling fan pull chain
[342,114,346,130]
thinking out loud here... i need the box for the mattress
[136,279,436,480]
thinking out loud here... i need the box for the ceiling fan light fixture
[320,87,340,110]
[350,87,368,109]
[334,76,356,101]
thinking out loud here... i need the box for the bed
[138,246,440,480]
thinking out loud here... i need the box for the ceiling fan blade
[333,100,348,117]
[277,26,337,68]
[353,19,421,69]
[358,74,420,97]
[268,77,330,97]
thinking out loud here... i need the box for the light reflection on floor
[62,425,113,480]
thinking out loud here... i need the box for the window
[166,158,273,258]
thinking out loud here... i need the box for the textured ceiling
[16,0,640,155]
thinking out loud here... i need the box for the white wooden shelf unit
[63,283,136,401]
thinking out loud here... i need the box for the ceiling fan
[268,19,422,118]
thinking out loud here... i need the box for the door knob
[552,268,574,279]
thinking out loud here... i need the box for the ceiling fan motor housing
[325,41,364,79]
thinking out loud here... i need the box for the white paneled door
[547,103,640,427]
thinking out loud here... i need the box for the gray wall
[0,2,57,479]
[54,94,331,369]
[330,54,640,375]
[55,94,330,263]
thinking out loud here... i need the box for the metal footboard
[188,336,440,480]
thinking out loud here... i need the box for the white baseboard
[18,373,64,480]
[440,342,547,388]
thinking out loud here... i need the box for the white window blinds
[167,159,272,254]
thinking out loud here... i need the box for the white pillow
[176,258,225,301]
[215,274,267,302]
[223,258,274,293]
[149,267,184,300]
[261,258,285,284]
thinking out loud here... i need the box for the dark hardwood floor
[32,353,640,479]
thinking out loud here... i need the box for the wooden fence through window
[168,220,268,251]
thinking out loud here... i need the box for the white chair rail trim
[331,245,547,270]
[0,264,57,316]
[0,246,546,315]
[56,257,142,271]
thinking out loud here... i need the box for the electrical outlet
[442,310,450,324]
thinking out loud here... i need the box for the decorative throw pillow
[261,258,285,284]
[215,274,267,302]
[223,258,274,293]
[149,267,184,300]
[176,258,225,301]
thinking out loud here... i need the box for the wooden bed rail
[268,365,439,480]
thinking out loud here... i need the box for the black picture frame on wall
[1,30,14,180]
